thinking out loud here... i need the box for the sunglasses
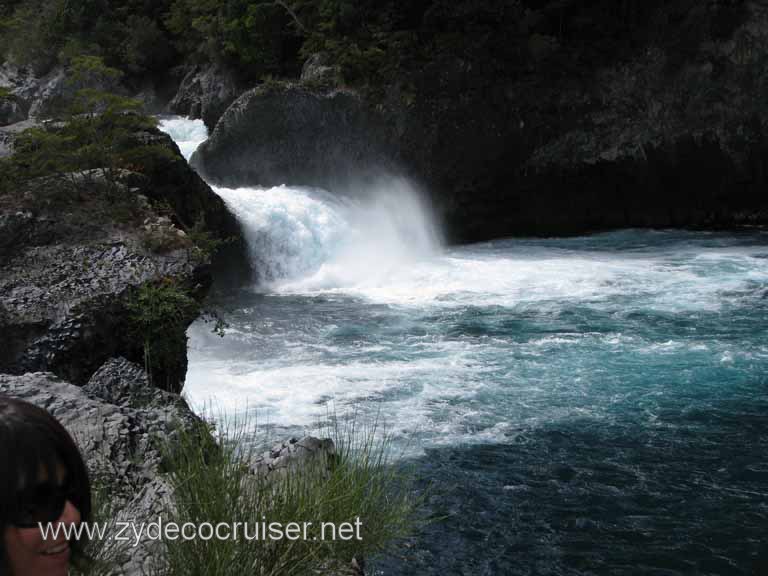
[12,479,79,528]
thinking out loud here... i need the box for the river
[160,116,768,575]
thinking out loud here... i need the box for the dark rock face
[0,360,199,575]
[0,131,248,391]
[401,2,768,241]
[191,83,396,192]
[140,130,251,287]
[168,64,242,131]
[0,94,27,125]
[0,185,197,389]
[194,1,768,243]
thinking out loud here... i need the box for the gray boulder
[250,436,337,480]
[0,362,198,575]
[191,83,397,192]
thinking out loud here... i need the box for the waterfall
[158,115,442,291]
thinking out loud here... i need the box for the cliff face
[191,0,768,243]
[0,127,247,392]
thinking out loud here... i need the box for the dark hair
[0,396,92,573]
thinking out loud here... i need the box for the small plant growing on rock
[187,216,237,263]
[126,278,227,391]
[126,278,200,391]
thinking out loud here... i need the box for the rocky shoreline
[0,98,350,573]
[0,359,193,575]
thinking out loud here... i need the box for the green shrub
[5,57,175,197]
[0,0,179,77]
[126,279,200,389]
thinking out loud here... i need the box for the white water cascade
[158,116,768,443]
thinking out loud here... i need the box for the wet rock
[191,83,396,191]
[249,436,337,479]
[0,130,247,390]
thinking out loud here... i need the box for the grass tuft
[154,412,421,576]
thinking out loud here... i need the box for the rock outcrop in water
[191,1,768,243]
[191,83,395,192]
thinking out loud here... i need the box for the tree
[5,56,173,193]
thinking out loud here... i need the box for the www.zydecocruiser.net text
[39,517,364,547]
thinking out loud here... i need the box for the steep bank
[0,123,248,391]
[191,1,768,243]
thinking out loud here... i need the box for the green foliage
[165,0,302,78]
[127,278,200,389]
[0,0,71,72]
[157,412,420,576]
[5,57,174,195]
[68,54,123,86]
[1,0,527,88]
[0,0,179,77]
[122,15,175,74]
[187,216,234,261]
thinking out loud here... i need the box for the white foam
[276,245,768,312]
[157,116,208,161]
[160,116,768,452]
[212,177,442,286]
[158,117,768,314]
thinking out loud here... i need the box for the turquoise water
[160,118,768,575]
[187,229,768,575]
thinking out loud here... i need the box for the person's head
[0,396,91,576]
